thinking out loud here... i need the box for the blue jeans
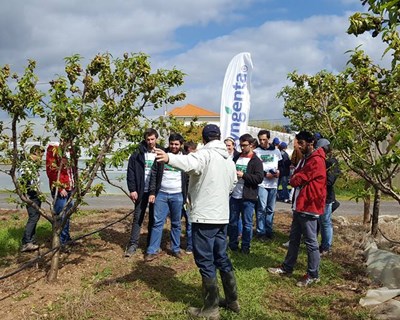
[53,192,73,245]
[228,197,256,251]
[147,191,183,255]
[22,197,41,245]
[182,208,192,251]
[283,212,320,278]
[278,175,290,201]
[256,187,277,237]
[192,223,233,278]
[319,202,333,252]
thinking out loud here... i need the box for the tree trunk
[363,181,371,225]
[371,187,381,237]
[47,224,61,282]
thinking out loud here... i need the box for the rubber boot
[188,277,220,320]
[219,270,240,313]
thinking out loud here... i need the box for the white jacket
[168,140,237,224]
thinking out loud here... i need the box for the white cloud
[0,0,391,124]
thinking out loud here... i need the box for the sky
[0,0,391,124]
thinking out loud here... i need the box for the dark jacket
[278,150,291,177]
[326,156,340,204]
[233,152,264,201]
[148,148,188,201]
[126,141,161,198]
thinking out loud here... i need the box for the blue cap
[280,142,287,149]
[273,137,280,145]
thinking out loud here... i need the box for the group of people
[19,124,339,319]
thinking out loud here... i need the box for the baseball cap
[316,138,330,149]
[202,124,221,139]
[280,142,288,149]
[273,137,280,145]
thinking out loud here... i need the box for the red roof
[168,104,219,117]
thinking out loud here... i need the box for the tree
[278,48,400,235]
[0,52,185,281]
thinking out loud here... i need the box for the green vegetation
[0,210,373,320]
[0,215,52,258]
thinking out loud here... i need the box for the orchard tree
[348,0,400,66]
[0,52,185,282]
[278,49,400,235]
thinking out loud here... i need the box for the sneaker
[144,253,158,262]
[284,199,291,204]
[124,245,137,257]
[241,247,250,255]
[172,251,183,259]
[268,266,291,275]
[185,248,193,255]
[21,243,39,252]
[296,274,320,287]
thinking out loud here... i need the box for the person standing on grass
[228,133,263,254]
[46,138,77,247]
[268,131,326,287]
[154,124,240,319]
[125,128,160,257]
[20,145,44,252]
[145,133,188,261]
[315,138,340,256]
[254,130,282,240]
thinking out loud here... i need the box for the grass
[0,210,375,320]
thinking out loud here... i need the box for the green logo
[225,106,232,114]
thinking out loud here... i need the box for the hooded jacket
[167,140,237,224]
[290,147,326,215]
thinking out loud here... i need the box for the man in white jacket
[155,124,239,319]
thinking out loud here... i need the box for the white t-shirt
[254,147,282,188]
[160,163,182,194]
[231,156,251,199]
[144,152,156,192]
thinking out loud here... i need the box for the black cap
[202,124,221,139]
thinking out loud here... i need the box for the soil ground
[0,208,399,320]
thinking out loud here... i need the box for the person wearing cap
[272,137,280,149]
[315,138,341,256]
[154,124,240,318]
[278,142,291,203]
[224,136,240,159]
[254,130,282,240]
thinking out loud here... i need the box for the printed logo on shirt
[236,164,247,173]
[164,164,180,172]
[145,160,154,168]
[260,154,274,163]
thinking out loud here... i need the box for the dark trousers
[128,192,154,248]
[283,212,320,278]
[192,223,233,278]
[22,197,41,245]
